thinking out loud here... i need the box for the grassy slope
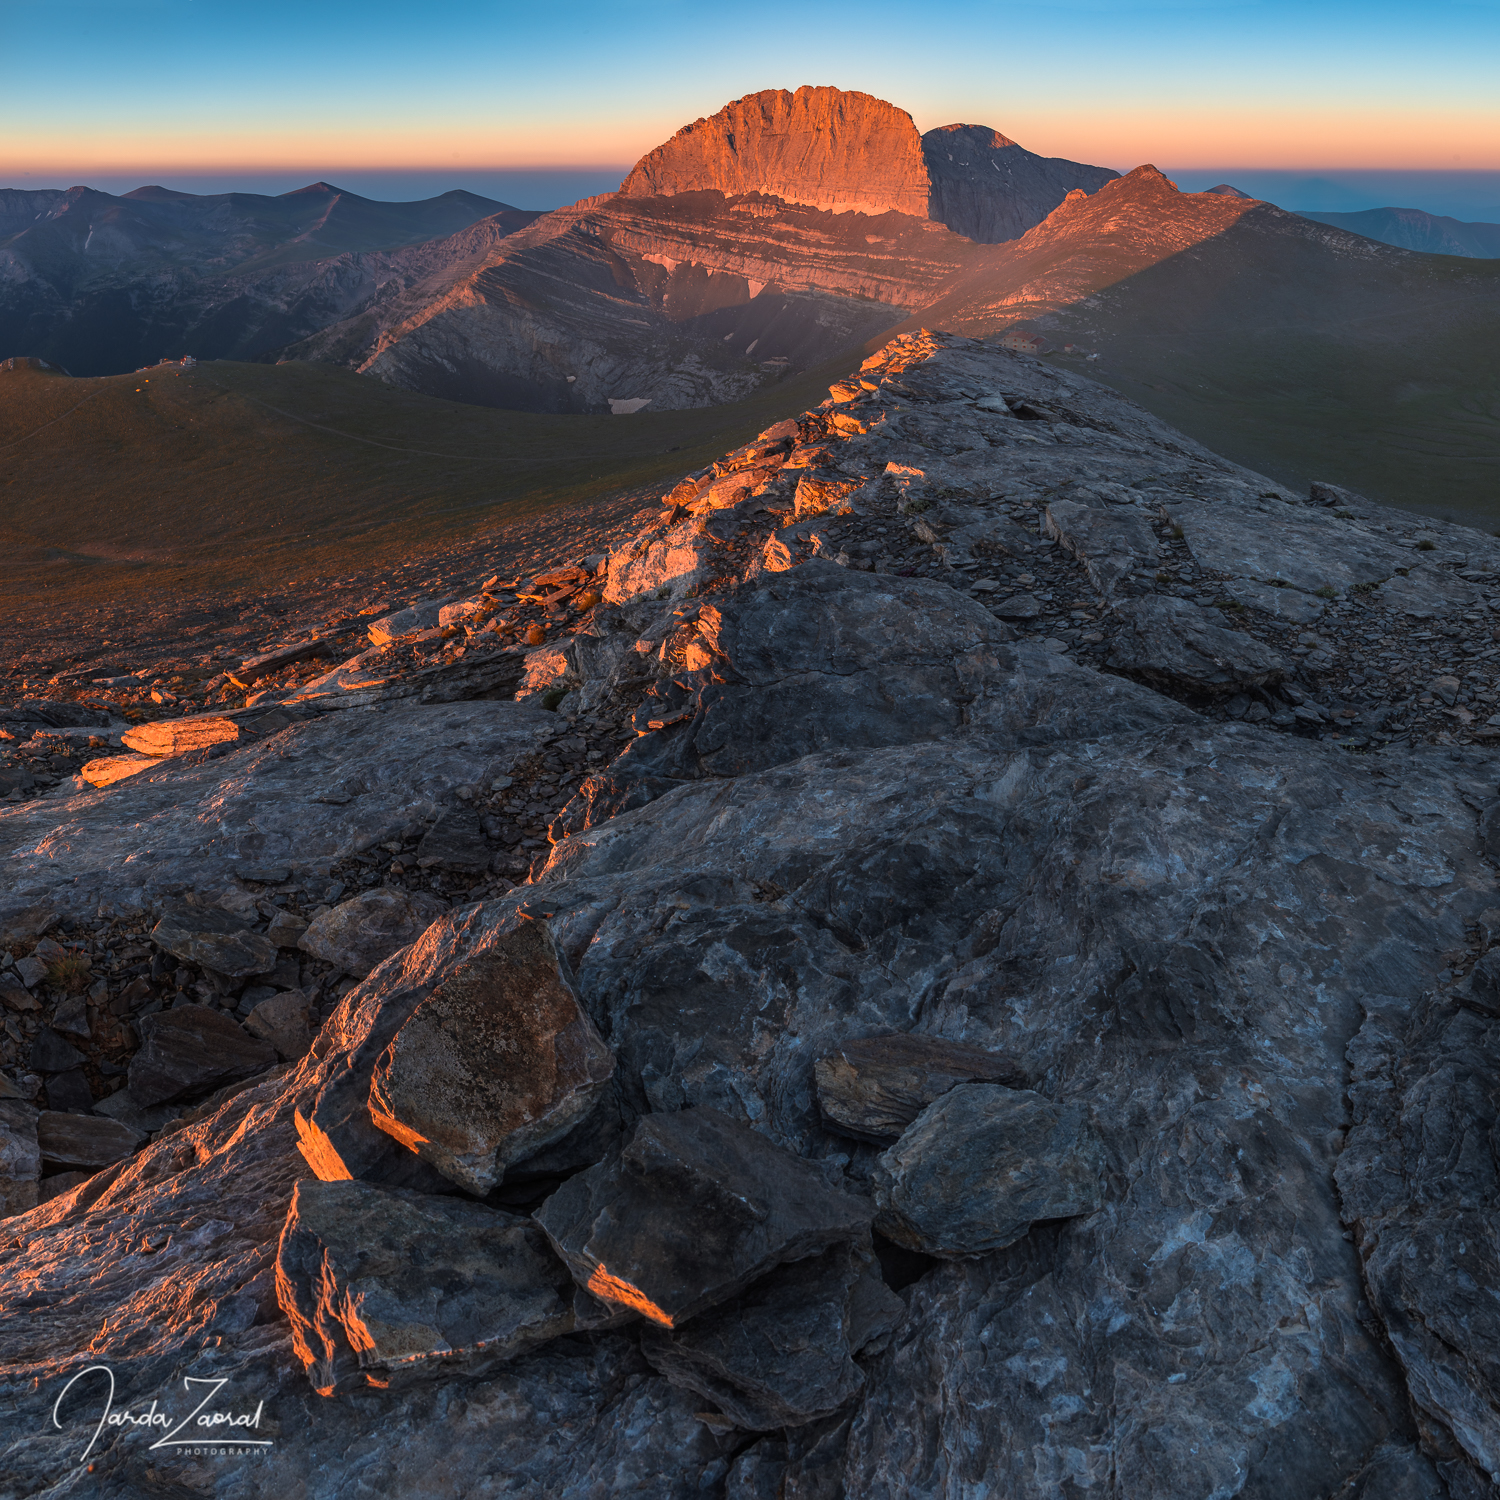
[0,356,844,616]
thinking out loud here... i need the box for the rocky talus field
[4,332,1500,1497]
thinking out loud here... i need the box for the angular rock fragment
[128,1003,279,1106]
[44,1069,94,1113]
[415,810,491,874]
[239,640,329,680]
[641,1244,888,1430]
[1107,595,1286,693]
[276,1178,575,1395]
[299,888,448,978]
[815,1033,1025,1142]
[369,921,613,1194]
[80,754,157,789]
[264,909,308,948]
[35,1110,143,1167]
[0,1102,40,1217]
[535,1107,873,1328]
[244,990,314,1060]
[28,1025,84,1073]
[120,714,242,757]
[873,1083,1105,1257]
[151,907,279,978]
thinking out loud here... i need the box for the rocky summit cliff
[620,86,936,219]
[3,332,1500,1496]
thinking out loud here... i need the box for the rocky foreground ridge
[4,333,1500,1496]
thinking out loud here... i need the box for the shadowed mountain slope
[1297,205,1500,259]
[910,168,1500,519]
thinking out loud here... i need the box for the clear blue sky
[4,0,1498,213]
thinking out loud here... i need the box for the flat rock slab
[535,1107,873,1328]
[873,1083,1105,1257]
[120,714,243,757]
[79,754,157,789]
[276,1178,575,1395]
[152,907,279,978]
[641,1244,887,1430]
[35,1110,143,1168]
[1165,499,1410,594]
[369,921,614,1194]
[1045,498,1160,593]
[1221,579,1327,624]
[0,700,558,920]
[815,1034,1026,1142]
[128,1003,278,1106]
[1107,595,1287,693]
[299,888,449,978]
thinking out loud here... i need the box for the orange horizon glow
[6,105,1499,181]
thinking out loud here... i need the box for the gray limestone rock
[1339,992,1500,1494]
[1044,497,1160,593]
[0,699,557,920]
[276,1177,576,1395]
[872,1082,1105,1257]
[0,1102,39,1217]
[415,809,491,874]
[640,1244,885,1430]
[128,1003,278,1106]
[1165,497,1410,593]
[298,887,449,978]
[1108,594,1287,693]
[28,1025,84,1073]
[151,906,279,978]
[535,1107,874,1328]
[243,990,314,1060]
[1221,578,1328,623]
[815,1033,1025,1142]
[368,920,614,1194]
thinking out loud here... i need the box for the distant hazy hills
[0,181,536,375]
[1295,205,1500,259]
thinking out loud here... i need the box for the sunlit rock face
[620,86,932,219]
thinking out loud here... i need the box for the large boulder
[276,1178,576,1395]
[872,1082,1106,1257]
[299,888,449,978]
[534,1108,874,1328]
[368,921,614,1194]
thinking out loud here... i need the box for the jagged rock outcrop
[6,333,1500,1496]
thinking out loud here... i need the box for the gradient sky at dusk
[5,0,1498,209]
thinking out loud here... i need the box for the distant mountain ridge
[1295,205,1500,259]
[0,181,536,375]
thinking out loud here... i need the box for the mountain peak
[282,181,347,198]
[1206,183,1254,198]
[925,123,1019,151]
[1123,165,1179,189]
[621,85,930,218]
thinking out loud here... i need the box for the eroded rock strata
[3,332,1500,1495]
